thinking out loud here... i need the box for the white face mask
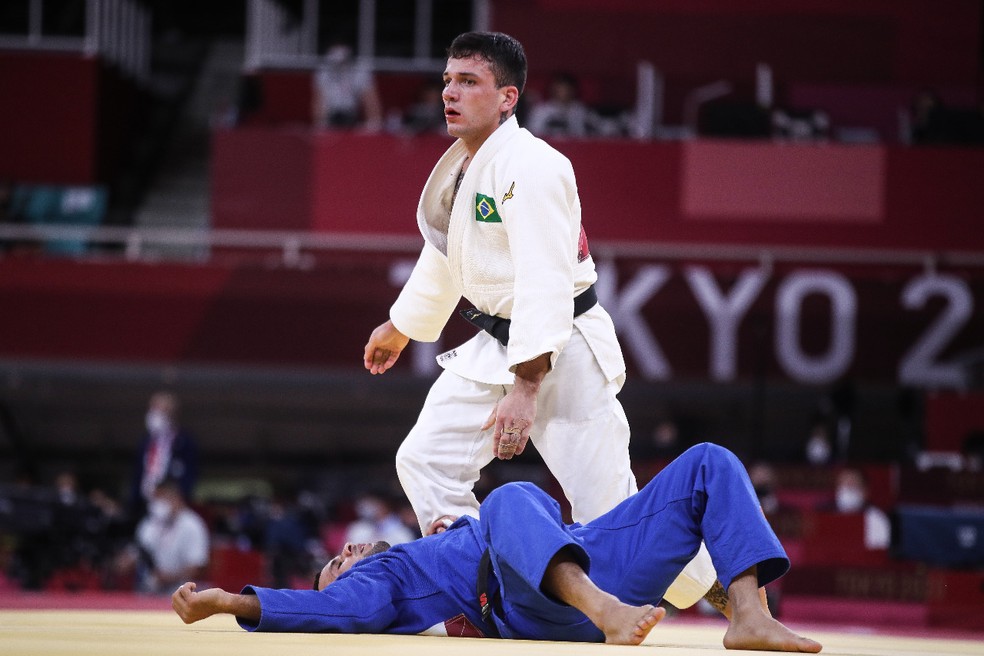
[835,486,865,513]
[148,498,173,521]
[355,499,383,521]
[146,410,170,434]
[325,45,352,65]
[806,434,831,465]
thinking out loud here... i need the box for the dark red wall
[211,128,984,254]
[244,1,982,131]
[497,0,981,87]
[495,0,982,124]
[2,2,980,184]
[0,51,100,183]
[0,50,137,184]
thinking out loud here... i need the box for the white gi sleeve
[661,542,717,609]
[501,150,578,371]
[389,242,460,342]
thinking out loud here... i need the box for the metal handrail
[0,0,150,81]
[244,0,489,74]
[2,223,983,269]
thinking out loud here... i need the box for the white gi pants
[396,330,636,533]
[396,330,717,608]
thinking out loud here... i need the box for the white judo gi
[389,116,715,608]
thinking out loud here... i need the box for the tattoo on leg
[703,580,730,616]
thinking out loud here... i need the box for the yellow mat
[1,610,980,656]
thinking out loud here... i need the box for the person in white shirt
[344,491,417,547]
[834,468,891,550]
[312,39,383,131]
[119,479,209,594]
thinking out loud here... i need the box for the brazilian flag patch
[475,193,501,223]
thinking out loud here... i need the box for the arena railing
[1,224,982,270]
[0,0,150,81]
[244,0,490,74]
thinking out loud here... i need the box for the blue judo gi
[237,443,789,641]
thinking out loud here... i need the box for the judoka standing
[362,31,714,609]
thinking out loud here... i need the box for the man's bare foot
[599,601,666,645]
[723,612,822,652]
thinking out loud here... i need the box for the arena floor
[2,596,982,656]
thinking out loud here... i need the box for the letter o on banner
[775,270,856,383]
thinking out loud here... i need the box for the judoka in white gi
[362,30,715,612]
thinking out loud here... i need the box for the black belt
[460,285,598,347]
[476,548,503,638]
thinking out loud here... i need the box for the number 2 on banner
[899,274,973,388]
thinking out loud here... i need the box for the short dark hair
[447,31,527,95]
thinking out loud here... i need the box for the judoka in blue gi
[172,444,822,652]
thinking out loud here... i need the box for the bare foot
[723,612,822,653]
[600,602,666,645]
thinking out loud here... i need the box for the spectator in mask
[344,490,417,548]
[831,468,891,550]
[129,391,200,522]
[116,479,209,594]
[54,470,80,506]
[804,419,833,466]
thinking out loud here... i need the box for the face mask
[806,435,831,465]
[146,410,170,434]
[835,486,864,513]
[148,498,173,521]
[325,45,351,65]
[355,499,382,521]
[57,486,77,505]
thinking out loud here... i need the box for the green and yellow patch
[475,193,501,223]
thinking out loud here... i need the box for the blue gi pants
[479,442,789,641]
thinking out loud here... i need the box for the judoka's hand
[483,388,535,460]
[482,354,549,460]
[172,582,226,624]
[172,582,261,624]
[364,320,410,374]
[425,515,459,536]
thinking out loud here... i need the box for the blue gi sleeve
[238,571,400,633]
